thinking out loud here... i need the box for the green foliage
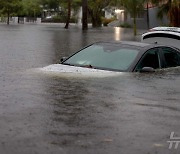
[0,0,22,16]
[39,0,61,11]
[21,0,42,17]
[119,0,145,35]
[102,17,116,26]
[109,0,123,7]
[41,15,78,23]
[119,22,132,28]
[0,0,22,24]
[59,0,81,17]
[155,0,180,26]
[88,0,112,27]
[123,0,144,16]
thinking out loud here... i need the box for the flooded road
[0,24,180,154]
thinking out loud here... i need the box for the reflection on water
[114,27,139,41]
[0,24,180,154]
[114,27,121,41]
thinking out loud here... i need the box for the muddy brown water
[0,24,180,154]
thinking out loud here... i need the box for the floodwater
[0,24,180,154]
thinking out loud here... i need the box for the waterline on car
[33,64,124,78]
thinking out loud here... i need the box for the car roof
[97,41,152,46]
[141,27,180,49]
[150,27,180,33]
[94,41,180,55]
[142,31,180,38]
[95,41,158,49]
[142,27,180,38]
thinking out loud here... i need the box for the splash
[34,64,123,78]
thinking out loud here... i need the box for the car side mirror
[60,57,67,63]
[140,67,155,73]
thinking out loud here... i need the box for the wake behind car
[55,41,180,73]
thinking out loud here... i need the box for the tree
[64,0,72,29]
[22,0,42,17]
[155,0,180,27]
[143,0,158,29]
[144,0,150,29]
[0,0,22,24]
[120,0,145,35]
[88,0,111,27]
[59,0,81,29]
[82,0,88,30]
[110,0,145,35]
[39,0,60,11]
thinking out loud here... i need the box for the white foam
[35,64,123,78]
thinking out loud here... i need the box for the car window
[135,48,160,71]
[63,43,140,71]
[141,33,180,49]
[161,47,180,68]
[142,33,180,40]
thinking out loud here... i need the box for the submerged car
[141,27,180,49]
[60,41,180,72]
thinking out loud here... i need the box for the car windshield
[63,43,140,71]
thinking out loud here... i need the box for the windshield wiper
[62,63,75,66]
[83,64,94,68]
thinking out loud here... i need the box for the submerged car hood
[36,64,123,77]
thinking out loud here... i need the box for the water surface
[0,24,180,154]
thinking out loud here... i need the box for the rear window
[143,33,180,40]
[142,32,180,49]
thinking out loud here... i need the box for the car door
[134,47,162,72]
[160,47,180,68]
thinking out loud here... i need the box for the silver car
[141,27,180,49]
